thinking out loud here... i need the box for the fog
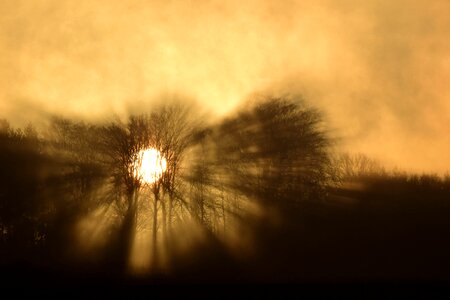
[1,0,449,174]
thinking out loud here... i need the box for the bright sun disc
[136,148,167,183]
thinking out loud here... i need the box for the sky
[1,0,449,174]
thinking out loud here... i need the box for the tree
[91,101,203,270]
[333,152,385,180]
[181,96,336,250]
[0,121,51,263]
[211,96,334,207]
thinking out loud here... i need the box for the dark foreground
[2,180,450,289]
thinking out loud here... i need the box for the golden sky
[1,0,449,174]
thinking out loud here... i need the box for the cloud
[0,0,449,173]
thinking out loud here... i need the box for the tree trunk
[117,190,137,272]
[152,191,159,268]
[168,193,173,232]
[161,194,167,245]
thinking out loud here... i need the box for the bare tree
[209,96,334,207]
[177,96,336,249]
[93,102,203,268]
[334,152,385,180]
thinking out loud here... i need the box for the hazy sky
[1,0,449,173]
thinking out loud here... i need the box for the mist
[1,0,449,174]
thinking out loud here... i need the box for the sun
[136,148,167,183]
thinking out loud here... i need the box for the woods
[1,95,449,284]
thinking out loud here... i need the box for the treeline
[1,96,449,282]
[333,152,450,199]
[0,96,336,276]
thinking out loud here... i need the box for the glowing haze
[0,0,449,173]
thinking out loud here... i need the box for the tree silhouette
[0,95,341,281]
[177,96,337,263]
[204,97,334,210]
[0,120,54,265]
[334,152,385,181]
[81,102,204,270]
